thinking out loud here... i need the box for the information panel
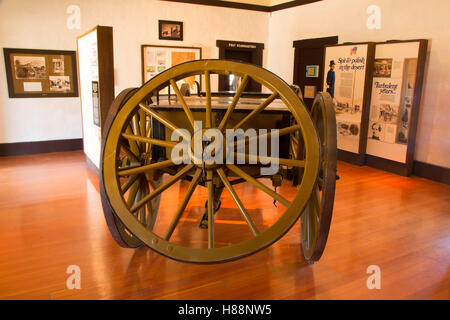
[366,41,421,163]
[323,43,372,155]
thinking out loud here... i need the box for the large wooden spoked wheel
[100,88,161,248]
[102,59,320,263]
[301,92,337,263]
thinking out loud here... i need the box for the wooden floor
[0,150,448,300]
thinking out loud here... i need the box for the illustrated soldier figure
[326,60,336,98]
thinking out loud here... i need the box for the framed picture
[3,48,78,98]
[305,65,319,78]
[141,44,201,94]
[158,20,183,41]
[303,85,317,99]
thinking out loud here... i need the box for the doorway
[293,36,338,109]
[217,40,264,93]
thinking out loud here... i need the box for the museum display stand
[76,25,115,174]
[323,42,375,165]
[365,39,428,176]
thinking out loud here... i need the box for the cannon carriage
[99,60,337,264]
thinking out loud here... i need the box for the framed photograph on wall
[3,48,78,98]
[141,44,201,94]
[158,20,183,41]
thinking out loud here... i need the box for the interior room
[0,0,448,301]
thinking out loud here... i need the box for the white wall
[1,0,448,169]
[0,0,269,143]
[267,0,450,168]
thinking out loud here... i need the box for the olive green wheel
[100,88,161,248]
[301,92,337,263]
[102,59,320,263]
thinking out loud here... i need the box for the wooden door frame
[292,36,338,91]
[217,40,264,92]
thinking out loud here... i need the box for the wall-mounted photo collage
[3,48,78,98]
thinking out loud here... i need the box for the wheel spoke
[290,133,299,146]
[227,164,290,207]
[132,114,143,152]
[232,92,278,129]
[126,178,141,210]
[205,71,212,128]
[233,124,301,149]
[308,209,317,245]
[139,109,148,152]
[122,133,177,149]
[117,159,175,177]
[124,126,141,157]
[304,203,311,249]
[139,109,147,136]
[163,169,202,240]
[290,140,298,160]
[130,164,194,213]
[217,168,259,236]
[317,177,324,188]
[146,177,160,230]
[132,113,141,137]
[120,145,138,163]
[311,186,321,225]
[137,187,146,223]
[121,174,139,194]
[206,169,214,248]
[140,180,149,224]
[170,79,195,129]
[234,152,305,168]
[218,75,249,131]
[139,103,179,133]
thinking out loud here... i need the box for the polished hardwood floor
[0,151,448,299]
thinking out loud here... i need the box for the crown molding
[160,0,322,12]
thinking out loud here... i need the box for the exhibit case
[365,39,428,176]
[76,25,115,172]
[323,42,375,165]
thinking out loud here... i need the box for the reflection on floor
[0,151,448,299]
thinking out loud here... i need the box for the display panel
[3,48,78,98]
[141,45,201,94]
[78,29,101,169]
[366,41,421,163]
[77,26,114,171]
[323,43,373,155]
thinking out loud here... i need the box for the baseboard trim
[0,139,83,156]
[85,155,100,178]
[338,149,365,166]
[1,138,447,185]
[413,161,450,185]
[365,154,409,176]
[339,152,449,185]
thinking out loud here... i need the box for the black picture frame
[3,48,78,98]
[158,20,183,41]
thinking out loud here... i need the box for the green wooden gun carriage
[99,60,337,264]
